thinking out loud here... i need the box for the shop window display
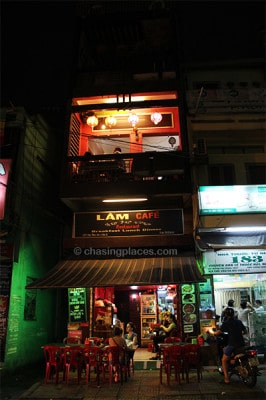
[249,310,266,359]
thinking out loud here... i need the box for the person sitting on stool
[150,313,178,360]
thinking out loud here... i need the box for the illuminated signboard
[0,159,11,220]
[68,288,87,323]
[203,249,266,274]
[74,209,184,237]
[198,185,266,215]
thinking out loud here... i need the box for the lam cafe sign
[203,249,266,274]
[74,209,184,237]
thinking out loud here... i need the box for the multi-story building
[2,1,265,368]
[29,2,265,345]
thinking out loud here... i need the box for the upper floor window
[246,163,266,184]
[208,164,235,185]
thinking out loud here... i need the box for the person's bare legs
[221,354,230,383]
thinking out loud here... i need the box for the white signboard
[203,249,266,274]
[198,185,266,215]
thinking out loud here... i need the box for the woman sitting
[109,326,128,382]
[124,322,138,348]
[150,313,178,360]
[124,322,138,362]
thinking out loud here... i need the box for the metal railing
[65,152,186,184]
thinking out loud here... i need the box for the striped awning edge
[26,257,205,289]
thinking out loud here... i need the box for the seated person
[109,326,127,347]
[124,322,138,348]
[150,313,178,360]
[109,326,128,382]
[113,147,125,171]
[124,322,138,360]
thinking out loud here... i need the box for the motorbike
[214,333,261,388]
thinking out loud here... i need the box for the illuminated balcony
[60,151,191,211]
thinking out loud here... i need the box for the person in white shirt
[254,299,264,312]
[238,300,253,329]
[244,299,264,313]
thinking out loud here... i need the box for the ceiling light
[102,197,148,203]
[128,113,139,127]
[225,226,266,233]
[105,115,117,128]
[86,114,98,127]
[151,111,162,125]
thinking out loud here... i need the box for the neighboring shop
[195,184,266,351]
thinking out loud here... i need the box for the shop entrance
[113,285,178,347]
[213,272,266,355]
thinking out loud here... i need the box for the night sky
[1,1,77,110]
[1,1,265,111]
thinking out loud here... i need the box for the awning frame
[26,256,205,289]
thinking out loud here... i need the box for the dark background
[1,1,265,110]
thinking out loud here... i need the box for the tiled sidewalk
[18,366,266,400]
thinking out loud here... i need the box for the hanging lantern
[128,113,139,127]
[86,115,98,127]
[105,115,117,128]
[151,111,162,125]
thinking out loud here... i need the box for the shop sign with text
[74,209,184,237]
[198,185,266,215]
[203,249,266,274]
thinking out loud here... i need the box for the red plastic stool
[147,342,154,352]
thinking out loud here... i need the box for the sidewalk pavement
[2,364,265,400]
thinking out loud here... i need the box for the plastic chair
[160,345,183,385]
[43,345,63,384]
[63,346,83,384]
[63,336,81,344]
[86,337,103,346]
[168,327,180,338]
[83,346,106,386]
[106,346,128,385]
[164,337,182,343]
[157,337,181,359]
[182,344,202,383]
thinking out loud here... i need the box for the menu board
[198,277,215,320]
[181,284,197,334]
[68,288,87,323]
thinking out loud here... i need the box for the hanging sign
[74,209,183,237]
[198,185,266,215]
[203,249,266,274]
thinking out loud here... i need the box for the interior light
[151,111,162,125]
[225,226,266,232]
[128,113,139,127]
[86,114,99,127]
[102,197,148,203]
[105,116,117,128]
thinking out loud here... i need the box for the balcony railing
[65,152,187,185]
